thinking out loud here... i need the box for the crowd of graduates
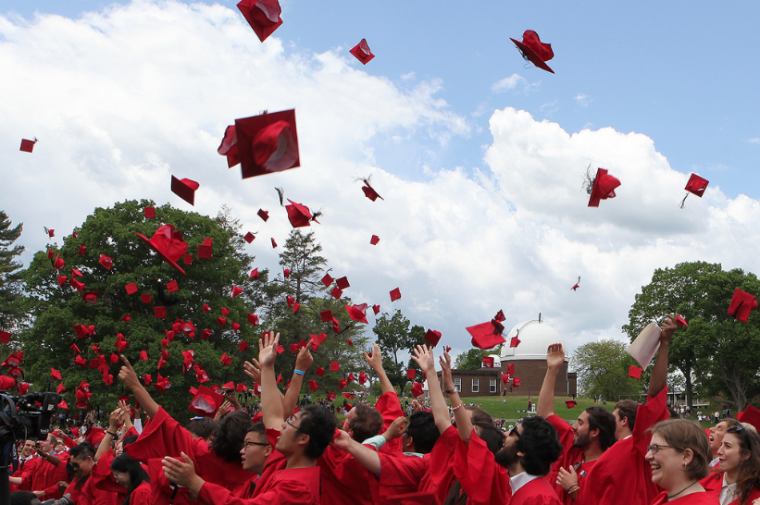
[8,317,760,505]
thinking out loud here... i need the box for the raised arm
[118,355,160,419]
[538,344,564,418]
[440,352,471,443]
[282,342,313,418]
[333,430,382,476]
[257,332,284,429]
[95,408,124,462]
[648,315,675,398]
[365,343,394,395]
[411,345,449,435]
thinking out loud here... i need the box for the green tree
[570,340,643,400]
[623,262,760,410]
[372,311,425,394]
[18,200,265,420]
[0,211,24,333]
[453,348,494,370]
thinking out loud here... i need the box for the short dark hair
[187,417,218,440]
[247,422,266,436]
[298,405,338,460]
[517,416,563,476]
[122,434,138,447]
[406,411,439,454]
[479,425,506,454]
[348,404,384,442]
[615,400,639,431]
[211,410,251,464]
[585,406,617,450]
[70,442,96,460]
[9,491,39,505]
[467,407,494,429]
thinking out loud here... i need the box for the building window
[472,379,479,393]
[454,378,461,392]
[490,379,497,393]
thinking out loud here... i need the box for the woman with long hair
[645,419,718,504]
[711,425,760,505]
[111,453,152,505]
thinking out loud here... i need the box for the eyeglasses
[646,444,675,454]
[509,426,521,438]
[243,440,270,449]
[285,416,300,430]
[727,426,746,434]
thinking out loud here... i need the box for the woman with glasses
[704,425,760,505]
[645,419,718,504]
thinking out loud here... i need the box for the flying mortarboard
[512,378,521,388]
[231,286,243,298]
[587,168,621,207]
[78,245,87,255]
[237,0,283,43]
[221,307,230,316]
[183,254,193,265]
[238,341,249,352]
[373,304,380,315]
[390,288,401,302]
[315,367,325,377]
[188,385,225,418]
[271,238,277,248]
[258,209,269,221]
[410,382,424,398]
[335,276,350,290]
[198,238,213,259]
[247,313,259,326]
[321,274,334,287]
[244,232,256,243]
[83,291,98,304]
[166,280,179,293]
[424,329,442,347]
[20,138,37,153]
[155,307,167,319]
[0,331,10,344]
[510,336,520,348]
[331,287,343,299]
[125,283,138,295]
[628,365,643,379]
[141,293,152,303]
[728,288,758,322]
[171,176,199,206]
[681,174,709,208]
[482,357,495,368]
[50,368,62,380]
[510,30,555,73]
[144,207,156,218]
[350,39,375,65]
[345,303,368,324]
[330,361,340,371]
[283,268,290,278]
[135,224,188,275]
[370,235,380,245]
[565,400,578,408]
[467,320,506,350]
[675,314,688,328]
[234,110,300,179]
[285,200,318,228]
[250,268,259,279]
[406,368,416,379]
[217,124,240,168]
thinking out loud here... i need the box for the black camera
[0,392,61,441]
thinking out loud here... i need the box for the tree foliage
[570,340,643,400]
[623,262,760,410]
[0,210,25,332]
[372,310,425,394]
[453,348,494,370]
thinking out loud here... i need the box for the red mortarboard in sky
[682,174,709,208]
[238,341,249,352]
[50,368,62,380]
[327,392,336,402]
[217,317,227,327]
[372,304,380,315]
[188,385,225,418]
[565,400,578,408]
[171,176,199,205]
[510,30,554,73]
[144,207,156,218]
[283,268,290,278]
[507,363,515,376]
[315,367,325,377]
[237,0,283,43]
[338,379,347,389]
[271,238,277,249]
[360,177,383,201]
[320,310,333,322]
[166,280,179,293]
[98,254,113,270]
[285,200,317,228]
[183,254,193,265]
[78,245,87,255]
[321,274,333,287]
[675,314,688,328]
[406,368,416,379]
[467,321,506,350]
[345,304,368,324]
[236,383,247,393]
[141,294,151,304]
[82,291,98,304]
[244,232,256,243]
[424,329,442,347]
[0,331,10,345]
[738,405,760,434]
[308,380,319,392]
[331,287,343,299]
[235,110,299,179]
[198,238,213,259]
[221,307,230,316]
[350,39,375,65]
[482,357,495,368]
[20,138,37,153]
[410,382,424,398]
[728,288,758,322]
[587,168,621,207]
[231,286,243,298]
[336,276,350,290]
[247,313,259,326]
[44,227,54,238]
[250,268,259,279]
[154,307,167,319]
[628,365,643,379]
[510,336,521,348]
[217,124,240,168]
[390,288,401,302]
[330,361,340,371]
[135,224,188,275]
[57,275,67,286]
[220,353,232,366]
[370,235,380,245]
[571,276,581,291]
[57,382,66,394]
[139,350,148,361]
[258,209,269,221]
[125,283,138,295]
[513,378,521,388]
[53,255,64,270]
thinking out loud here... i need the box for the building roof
[499,318,567,362]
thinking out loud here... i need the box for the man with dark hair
[186,417,218,441]
[64,442,119,504]
[13,434,71,501]
[581,316,676,505]
[538,344,617,504]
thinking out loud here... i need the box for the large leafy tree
[570,340,643,400]
[453,348,494,370]
[372,310,425,395]
[18,200,266,420]
[623,262,760,410]
[0,211,25,333]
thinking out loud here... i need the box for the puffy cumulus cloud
[4,1,760,362]
[491,73,539,94]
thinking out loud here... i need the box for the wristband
[293,369,305,376]
[106,431,118,438]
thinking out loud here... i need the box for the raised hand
[108,408,124,432]
[333,430,353,451]
[411,344,435,373]
[364,342,383,371]
[118,355,141,391]
[546,344,565,371]
[295,342,314,372]
[660,314,677,344]
[439,351,455,391]
[162,452,204,494]
[243,359,262,383]
[258,331,280,368]
[382,416,407,441]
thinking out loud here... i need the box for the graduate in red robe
[161,331,338,505]
[29,436,70,501]
[64,443,120,505]
[537,344,616,504]
[581,315,677,505]
[700,423,760,505]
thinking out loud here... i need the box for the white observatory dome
[499,318,566,361]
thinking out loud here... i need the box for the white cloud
[3,1,760,361]
[750,138,760,144]
[574,93,592,107]
[491,73,539,94]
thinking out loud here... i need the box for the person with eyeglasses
[161,331,337,505]
[581,315,678,505]
[697,424,760,505]
[62,442,120,504]
[645,419,717,504]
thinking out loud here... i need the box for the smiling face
[716,433,750,477]
[70,454,94,479]
[645,433,689,491]
[571,411,593,448]
[21,440,35,458]
[709,422,729,456]
[112,470,130,488]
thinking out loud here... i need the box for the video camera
[0,392,61,442]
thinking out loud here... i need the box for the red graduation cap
[135,224,188,275]
[198,238,213,259]
[0,331,10,344]
[217,317,227,327]
[83,291,98,304]
[289,343,299,354]
[628,365,643,379]
[236,383,248,393]
[53,255,64,270]
[44,227,54,238]
[69,277,85,292]
[56,382,66,394]
[188,385,225,418]
[510,30,555,73]
[728,288,758,322]
[345,303,368,324]
[406,368,417,379]
[56,275,67,286]
[125,282,138,295]
[565,400,578,408]
[217,124,240,168]
[257,209,269,222]
[327,392,336,402]
[141,293,152,304]
[50,368,62,380]
[331,287,343,299]
[308,380,319,392]
[171,176,199,205]
[315,367,325,377]
[271,237,277,248]
[372,304,380,315]
[338,379,347,389]
[467,321,506,350]
[510,336,521,348]
[320,310,333,323]
[237,0,283,43]
[144,207,156,218]
[75,355,88,367]
[482,357,495,368]
[390,288,401,302]
[370,235,380,245]
[683,174,709,205]
[571,276,581,291]
[738,405,760,434]
[203,303,211,313]
[410,382,424,398]
[201,329,211,339]
[361,180,383,201]
[285,200,317,228]
[512,378,521,388]
[244,232,256,243]
[142,374,152,385]
[588,168,621,207]
[154,306,167,319]
[20,138,37,153]
[335,276,350,290]
[283,268,290,278]
[235,110,300,179]
[424,329,442,347]
[139,350,148,361]
[231,286,243,298]
[238,341,250,352]
[501,373,510,386]
[330,361,340,371]
[507,363,515,376]
[675,314,688,328]
[0,376,15,390]
[183,254,193,265]
[250,268,259,279]
[78,245,87,255]
[247,313,259,326]
[350,38,375,65]
[220,353,232,366]
[99,254,114,270]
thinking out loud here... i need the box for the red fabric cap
[513,378,521,388]
[361,183,383,201]
[220,353,232,366]
[198,238,213,259]
[237,0,283,43]
[510,336,521,348]
[370,235,380,245]
[164,280,178,293]
[244,232,256,243]
[338,379,347,389]
[407,369,416,379]
[588,168,621,207]
[57,275,67,286]
[342,392,354,400]
[99,254,114,270]
[203,303,211,313]
[221,307,230,316]
[217,317,227,327]
[50,368,62,380]
[330,287,343,299]
[410,382,424,398]
[83,291,98,304]
[424,329,442,347]
[336,276,350,290]
[250,268,259,279]
[271,237,277,248]
[125,283,138,295]
[320,310,333,322]
[507,363,515,376]
[217,124,239,168]
[231,286,243,298]
[467,321,506,350]
[154,306,167,319]
[628,365,643,379]
[247,313,259,326]
[56,382,66,394]
[144,207,156,218]
[738,405,760,434]
[234,110,300,179]
[285,200,313,228]
[276,343,284,354]
[315,367,325,377]
[372,304,380,315]
[236,383,248,393]
[675,314,688,328]
[258,209,269,221]
[183,254,193,265]
[308,380,319,392]
[390,288,401,302]
[188,385,225,418]
[321,273,333,286]
[349,39,375,65]
[139,350,148,361]
[170,176,199,205]
[330,361,340,371]
[565,400,578,408]
[685,174,709,197]
[46,227,54,238]
[0,331,10,344]
[78,245,87,255]
[345,303,368,324]
[482,357,495,367]
[509,30,554,73]
[141,293,151,304]
[20,138,37,153]
[728,288,758,322]
[327,392,336,402]
[289,344,299,354]
[134,224,188,275]
[238,341,249,352]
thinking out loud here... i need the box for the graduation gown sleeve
[452,429,510,505]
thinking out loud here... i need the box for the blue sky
[2,0,760,358]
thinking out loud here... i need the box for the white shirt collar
[510,471,541,494]
[719,473,738,505]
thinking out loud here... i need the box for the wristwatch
[444,389,455,395]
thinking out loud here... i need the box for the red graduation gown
[416,425,460,504]
[649,491,719,505]
[546,414,596,504]
[452,429,511,505]
[700,472,760,505]
[64,475,119,505]
[31,453,70,500]
[512,477,562,505]
[129,482,154,505]
[582,386,669,505]
[376,451,428,504]
[376,391,405,455]
[318,441,376,505]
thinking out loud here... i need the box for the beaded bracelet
[451,403,465,411]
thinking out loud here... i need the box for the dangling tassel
[680,193,689,209]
